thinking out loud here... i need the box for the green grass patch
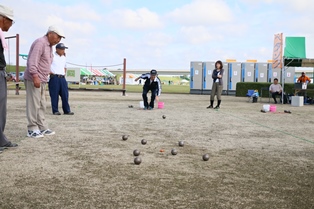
[7,83,190,94]
[72,84,190,94]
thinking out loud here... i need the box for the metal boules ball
[162,115,166,119]
[122,135,129,141]
[178,141,184,147]
[171,149,178,155]
[141,139,147,145]
[133,149,140,156]
[134,157,142,165]
[202,154,210,161]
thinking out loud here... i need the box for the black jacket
[0,39,6,69]
[212,69,224,85]
[139,73,162,96]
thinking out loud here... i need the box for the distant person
[269,78,282,104]
[0,4,18,150]
[135,69,162,110]
[49,43,74,116]
[24,25,65,138]
[207,60,224,109]
[297,72,311,83]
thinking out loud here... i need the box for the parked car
[6,73,16,82]
[6,72,24,82]
[19,72,25,82]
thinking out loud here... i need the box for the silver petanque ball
[141,139,147,145]
[133,149,140,156]
[134,157,142,165]
[171,149,178,155]
[202,154,210,161]
[178,141,184,147]
[122,135,129,141]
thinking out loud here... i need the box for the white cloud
[241,0,314,12]
[101,0,113,5]
[105,8,163,30]
[179,26,221,44]
[168,0,234,26]
[3,0,314,69]
[63,4,102,21]
[287,0,314,12]
[143,32,173,47]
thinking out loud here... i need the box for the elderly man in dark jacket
[0,4,18,151]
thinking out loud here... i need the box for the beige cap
[48,25,65,38]
[0,5,14,21]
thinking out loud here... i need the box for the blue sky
[2,0,314,70]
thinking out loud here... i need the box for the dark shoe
[214,106,220,109]
[261,109,266,113]
[0,147,5,151]
[2,142,18,147]
[143,107,148,110]
[148,107,153,110]
[207,105,213,109]
[284,110,291,114]
[64,112,74,115]
[53,112,61,115]
[274,101,277,104]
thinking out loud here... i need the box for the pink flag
[272,33,283,69]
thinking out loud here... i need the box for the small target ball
[178,141,184,147]
[133,149,140,156]
[162,115,166,119]
[202,154,210,161]
[122,135,128,140]
[141,139,147,145]
[134,157,142,165]
[171,149,178,155]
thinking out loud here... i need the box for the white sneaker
[40,129,55,136]
[27,130,44,138]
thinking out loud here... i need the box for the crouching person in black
[135,69,162,110]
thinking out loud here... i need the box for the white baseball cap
[0,5,14,21]
[47,25,65,38]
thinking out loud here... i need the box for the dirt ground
[0,90,313,209]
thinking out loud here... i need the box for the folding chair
[246,89,255,102]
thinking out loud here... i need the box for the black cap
[150,69,157,75]
[56,43,68,49]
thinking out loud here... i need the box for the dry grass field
[0,90,313,209]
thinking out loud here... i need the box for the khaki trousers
[25,79,48,131]
[210,82,223,100]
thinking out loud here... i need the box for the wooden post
[15,34,20,95]
[122,58,126,96]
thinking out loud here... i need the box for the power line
[66,62,123,68]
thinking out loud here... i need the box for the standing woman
[207,60,224,109]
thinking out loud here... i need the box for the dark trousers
[48,76,71,114]
[272,92,282,103]
[142,87,157,108]
[0,70,10,146]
